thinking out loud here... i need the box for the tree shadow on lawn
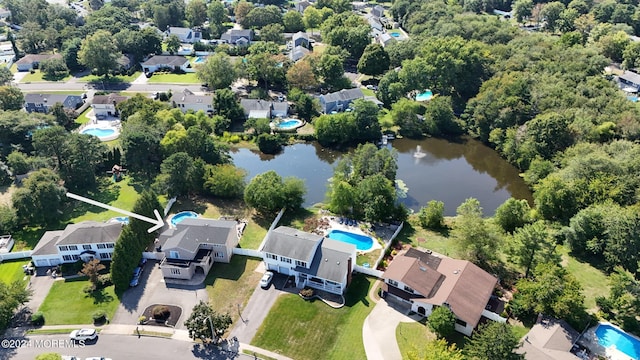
[88,287,114,305]
[170,197,208,216]
[203,256,250,285]
[63,178,121,219]
[344,274,371,308]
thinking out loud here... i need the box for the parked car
[69,328,97,341]
[129,275,140,287]
[61,356,80,360]
[85,357,112,360]
[139,258,147,267]
[260,271,274,289]
[132,266,142,278]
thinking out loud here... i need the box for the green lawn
[559,246,609,311]
[252,274,375,360]
[147,73,200,84]
[396,216,457,257]
[396,321,436,359]
[204,256,262,327]
[67,177,141,223]
[20,70,71,83]
[75,107,92,125]
[0,260,31,284]
[76,72,141,84]
[361,88,375,97]
[38,278,119,325]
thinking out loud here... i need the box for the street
[1,334,255,360]
[16,82,204,95]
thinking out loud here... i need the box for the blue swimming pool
[327,230,374,251]
[82,128,116,138]
[171,211,198,226]
[194,56,206,64]
[391,32,400,37]
[627,95,638,102]
[276,119,303,130]
[416,90,433,102]
[111,216,129,225]
[596,323,640,359]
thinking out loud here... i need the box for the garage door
[278,266,290,275]
[35,259,49,267]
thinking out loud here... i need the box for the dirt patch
[141,304,182,328]
[0,185,15,206]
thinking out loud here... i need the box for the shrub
[97,274,112,289]
[31,311,45,326]
[92,310,107,324]
[256,133,282,154]
[299,288,314,298]
[228,134,241,143]
[152,305,171,320]
[138,315,147,324]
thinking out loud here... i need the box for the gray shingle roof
[92,93,129,105]
[142,55,189,67]
[24,93,83,110]
[321,88,364,103]
[171,93,214,105]
[240,99,272,114]
[168,27,191,36]
[262,226,323,262]
[162,218,237,253]
[15,53,61,65]
[56,221,123,245]
[31,230,63,256]
[297,238,355,282]
[620,70,640,86]
[292,31,309,42]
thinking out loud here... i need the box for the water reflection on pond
[230,137,532,216]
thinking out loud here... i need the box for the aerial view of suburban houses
[0,0,640,359]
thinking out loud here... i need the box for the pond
[230,137,533,216]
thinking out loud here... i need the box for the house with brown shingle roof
[381,248,506,336]
[15,54,62,72]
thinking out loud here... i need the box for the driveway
[362,300,421,360]
[111,261,208,329]
[229,267,288,344]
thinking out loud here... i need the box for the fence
[373,222,404,269]
[353,265,383,278]
[0,251,32,262]
[142,251,164,261]
[256,208,286,251]
[232,248,263,258]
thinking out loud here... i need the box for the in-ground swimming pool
[276,119,304,130]
[416,90,433,102]
[171,211,199,226]
[82,128,115,137]
[109,216,129,225]
[596,323,640,359]
[391,32,400,37]
[327,229,374,251]
[194,56,206,64]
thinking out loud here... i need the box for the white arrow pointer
[66,192,165,233]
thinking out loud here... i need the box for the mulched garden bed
[140,304,182,327]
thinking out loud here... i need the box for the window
[97,244,106,249]
[295,260,307,267]
[62,255,72,261]
[170,268,181,275]
[169,251,180,259]
[280,256,292,264]
[214,252,224,258]
[267,253,278,260]
[404,285,414,293]
[455,319,467,327]
[106,243,114,248]
[83,245,92,250]
[59,246,69,251]
[100,253,111,259]
[388,279,398,286]
[68,245,78,251]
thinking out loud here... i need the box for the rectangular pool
[596,323,640,359]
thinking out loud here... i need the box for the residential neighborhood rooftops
[296,238,356,283]
[24,93,84,110]
[262,226,324,262]
[619,70,640,86]
[321,88,365,103]
[14,53,62,65]
[141,55,189,66]
[92,93,129,105]
[171,89,213,105]
[56,221,123,245]
[517,318,580,360]
[31,231,64,256]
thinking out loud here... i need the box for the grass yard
[75,107,92,125]
[252,274,375,360]
[67,177,141,223]
[361,88,375,97]
[147,73,200,84]
[396,216,457,257]
[76,72,141,84]
[396,321,436,359]
[0,260,31,284]
[559,246,609,311]
[38,278,119,325]
[20,70,71,83]
[204,256,262,326]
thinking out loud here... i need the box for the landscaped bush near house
[152,305,170,321]
[92,310,107,324]
[31,311,45,326]
[97,274,112,289]
[299,288,314,299]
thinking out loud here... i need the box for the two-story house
[240,99,289,119]
[31,222,123,267]
[166,27,202,43]
[220,29,254,46]
[381,248,506,336]
[158,218,240,282]
[91,93,129,118]
[24,93,84,114]
[318,88,364,113]
[170,89,214,114]
[261,226,356,295]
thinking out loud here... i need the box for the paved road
[16,82,204,94]
[1,334,254,360]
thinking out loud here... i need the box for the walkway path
[362,300,421,360]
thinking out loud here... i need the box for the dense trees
[78,30,120,79]
[185,301,232,344]
[465,322,524,360]
[0,281,31,332]
[357,44,390,77]
[244,171,306,216]
[418,200,445,229]
[203,164,246,199]
[12,168,65,225]
[196,53,238,91]
[427,306,456,338]
[0,86,25,111]
[315,100,381,147]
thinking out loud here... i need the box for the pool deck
[579,322,639,360]
[321,217,383,253]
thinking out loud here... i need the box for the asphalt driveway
[111,261,208,329]
[229,270,289,344]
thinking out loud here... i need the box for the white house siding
[92,104,117,117]
[481,309,507,323]
[455,323,474,337]
[57,243,115,263]
[32,256,62,267]
[175,102,213,114]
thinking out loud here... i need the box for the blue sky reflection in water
[230,137,532,216]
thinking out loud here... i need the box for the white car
[69,328,97,341]
[85,357,112,360]
[61,357,80,360]
[260,271,274,289]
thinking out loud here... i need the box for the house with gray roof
[220,29,254,46]
[91,93,129,118]
[295,0,311,14]
[15,53,62,72]
[261,226,357,294]
[292,32,310,48]
[24,93,84,114]
[166,27,202,44]
[158,218,240,281]
[516,317,581,360]
[377,33,396,48]
[141,55,190,74]
[240,99,289,119]
[318,88,364,113]
[371,5,385,18]
[171,89,214,114]
[31,221,124,267]
[619,70,640,92]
